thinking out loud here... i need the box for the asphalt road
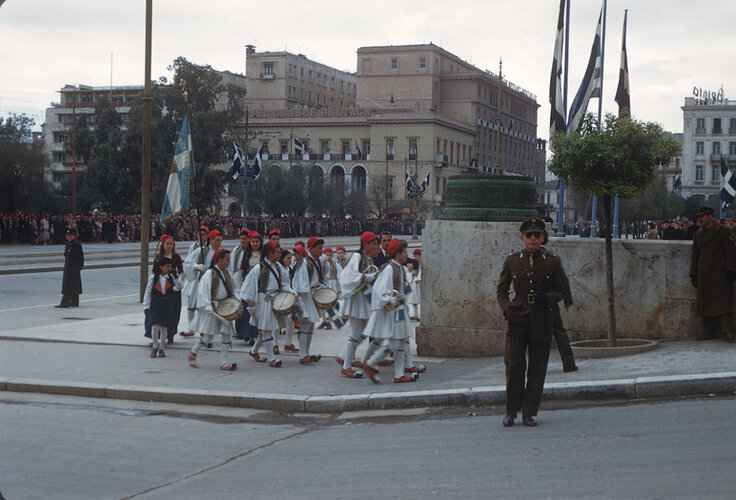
[1,393,734,499]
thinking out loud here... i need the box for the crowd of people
[559,218,736,240]
[0,212,422,245]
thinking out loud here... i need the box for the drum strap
[258,262,282,293]
[358,254,374,273]
[306,256,325,285]
[390,262,405,295]
[196,245,209,280]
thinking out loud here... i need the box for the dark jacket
[62,238,84,296]
[690,222,736,317]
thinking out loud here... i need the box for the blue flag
[160,114,194,228]
[720,155,736,211]
[227,142,244,181]
[248,143,263,180]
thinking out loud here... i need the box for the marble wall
[416,220,700,357]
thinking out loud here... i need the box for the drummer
[277,249,299,353]
[239,241,284,367]
[182,229,223,338]
[318,247,340,329]
[291,237,326,364]
[336,245,349,269]
[335,231,381,378]
[187,248,239,371]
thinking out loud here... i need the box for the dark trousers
[60,294,79,307]
[504,313,552,418]
[552,305,576,369]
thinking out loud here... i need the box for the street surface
[1,393,734,499]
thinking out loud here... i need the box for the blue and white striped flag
[549,0,567,136]
[567,6,603,133]
[720,155,736,210]
[160,114,194,228]
[673,172,681,192]
[227,142,245,181]
[294,138,306,156]
[248,143,263,180]
[418,172,430,194]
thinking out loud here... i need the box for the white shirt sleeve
[143,274,154,309]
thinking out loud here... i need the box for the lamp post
[139,0,152,301]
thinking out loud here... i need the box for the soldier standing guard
[689,205,736,342]
[496,218,566,427]
[55,228,84,308]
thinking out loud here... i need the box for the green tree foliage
[549,113,681,344]
[619,177,684,221]
[0,114,47,213]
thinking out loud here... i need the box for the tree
[619,177,684,222]
[0,114,47,213]
[549,113,681,345]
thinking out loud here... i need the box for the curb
[0,262,138,275]
[2,373,735,413]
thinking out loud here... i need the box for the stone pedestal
[415,220,519,357]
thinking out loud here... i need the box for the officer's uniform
[497,218,565,425]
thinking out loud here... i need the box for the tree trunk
[602,193,617,345]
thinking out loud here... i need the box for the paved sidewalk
[1,294,735,413]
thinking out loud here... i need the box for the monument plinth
[417,174,538,357]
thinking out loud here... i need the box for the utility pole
[139,0,152,301]
[241,107,250,229]
[495,58,502,173]
[71,89,77,214]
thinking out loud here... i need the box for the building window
[342,140,351,155]
[712,165,720,182]
[386,139,394,160]
[418,56,427,70]
[713,142,721,155]
[408,139,417,160]
[280,140,288,154]
[260,141,269,155]
[729,142,736,156]
[389,57,398,72]
[713,118,722,134]
[263,62,274,77]
[53,133,67,143]
[320,140,329,155]
[696,164,704,182]
[696,142,704,155]
[436,138,441,155]
[340,81,344,92]
[730,118,736,134]
[696,118,705,134]
[362,139,370,156]
[308,91,312,103]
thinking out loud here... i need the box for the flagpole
[556,0,569,237]
[590,0,607,238]
[241,107,249,230]
[181,81,204,255]
[139,0,152,302]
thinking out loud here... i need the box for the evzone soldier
[336,245,349,269]
[277,249,299,353]
[362,239,421,384]
[335,231,381,378]
[143,256,183,358]
[230,228,251,341]
[291,237,325,364]
[496,218,566,427]
[181,226,211,337]
[406,249,422,321]
[317,247,340,329]
[188,248,239,371]
[239,240,284,367]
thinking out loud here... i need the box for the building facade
[245,45,357,111]
[680,96,736,203]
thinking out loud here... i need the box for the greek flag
[720,155,736,210]
[614,10,630,116]
[294,138,306,156]
[227,142,245,181]
[673,173,681,192]
[567,6,603,133]
[160,114,194,228]
[549,0,566,136]
[405,171,414,195]
[248,143,263,180]
[418,172,430,194]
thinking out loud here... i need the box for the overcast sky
[1,0,734,137]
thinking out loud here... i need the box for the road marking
[0,293,139,313]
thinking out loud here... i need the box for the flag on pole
[673,173,681,192]
[293,138,306,156]
[615,10,630,116]
[160,114,194,228]
[418,172,430,195]
[405,171,414,195]
[227,141,245,181]
[355,139,362,157]
[549,0,566,136]
[567,6,604,133]
[720,155,736,211]
[248,143,263,180]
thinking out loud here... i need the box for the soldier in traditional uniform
[689,205,736,342]
[336,245,349,269]
[55,228,84,308]
[497,218,566,427]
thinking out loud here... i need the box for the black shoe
[522,415,538,427]
[54,303,69,308]
[563,365,578,373]
[502,414,515,427]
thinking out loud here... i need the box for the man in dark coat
[689,206,736,342]
[55,229,84,308]
[497,218,566,427]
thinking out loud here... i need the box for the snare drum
[272,291,297,316]
[313,287,338,310]
[213,296,243,324]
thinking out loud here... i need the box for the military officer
[496,218,566,427]
[689,205,736,342]
[55,228,84,308]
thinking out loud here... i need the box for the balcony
[262,73,274,79]
[711,154,723,161]
[434,154,448,167]
[713,128,722,135]
[696,128,706,134]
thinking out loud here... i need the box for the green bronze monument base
[440,174,538,222]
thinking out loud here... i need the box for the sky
[1,0,735,138]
